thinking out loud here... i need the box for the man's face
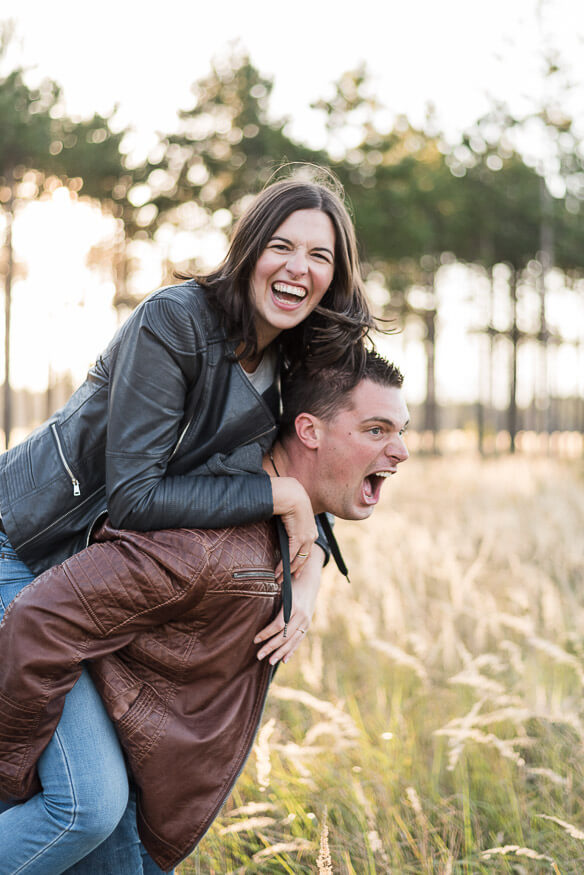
[313,379,409,520]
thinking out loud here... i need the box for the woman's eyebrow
[269,235,334,256]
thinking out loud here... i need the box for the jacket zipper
[168,417,193,462]
[169,420,276,464]
[51,424,81,496]
[241,423,277,448]
[17,485,105,550]
[232,570,276,581]
[85,509,108,548]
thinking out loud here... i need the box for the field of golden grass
[179,455,584,874]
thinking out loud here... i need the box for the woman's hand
[254,547,324,664]
[270,477,318,580]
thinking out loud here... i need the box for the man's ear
[294,412,322,449]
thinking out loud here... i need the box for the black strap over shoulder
[276,513,350,637]
[317,513,350,581]
[275,517,293,635]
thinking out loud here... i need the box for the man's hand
[254,547,325,664]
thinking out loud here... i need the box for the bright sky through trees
[4,0,584,156]
[2,0,584,409]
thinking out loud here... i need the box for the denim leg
[141,846,173,875]
[63,789,172,875]
[0,534,130,874]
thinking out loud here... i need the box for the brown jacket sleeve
[0,523,215,800]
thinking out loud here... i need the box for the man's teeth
[273,282,306,298]
[376,471,393,478]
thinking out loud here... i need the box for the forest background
[1,2,584,871]
[1,2,584,452]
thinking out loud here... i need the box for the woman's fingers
[274,541,315,583]
[269,477,317,576]
[254,611,284,646]
[254,607,310,663]
[256,547,323,659]
[269,627,308,665]
[257,625,308,664]
[288,544,312,578]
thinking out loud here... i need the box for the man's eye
[369,426,382,435]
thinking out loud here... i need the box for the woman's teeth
[272,282,307,301]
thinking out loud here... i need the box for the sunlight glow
[5,189,118,391]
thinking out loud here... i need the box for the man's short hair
[280,349,404,438]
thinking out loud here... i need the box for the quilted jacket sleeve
[0,526,213,801]
[105,294,273,532]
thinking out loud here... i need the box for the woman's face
[249,208,336,350]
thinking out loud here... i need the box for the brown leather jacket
[0,518,281,871]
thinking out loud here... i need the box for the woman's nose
[286,248,308,276]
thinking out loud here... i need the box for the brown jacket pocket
[115,684,168,768]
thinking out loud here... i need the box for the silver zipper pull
[51,424,82,498]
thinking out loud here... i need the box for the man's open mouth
[362,471,394,504]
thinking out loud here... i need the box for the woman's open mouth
[271,282,308,308]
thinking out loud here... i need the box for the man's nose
[386,436,409,463]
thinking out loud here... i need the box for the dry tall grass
[179,455,584,873]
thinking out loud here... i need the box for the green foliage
[452,151,543,269]
[312,66,584,285]
[0,23,135,221]
[52,111,128,199]
[0,67,61,178]
[1,26,584,436]
[3,31,584,284]
[313,69,461,271]
[147,46,325,235]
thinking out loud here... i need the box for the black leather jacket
[0,282,277,574]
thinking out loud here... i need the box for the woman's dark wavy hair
[193,165,377,371]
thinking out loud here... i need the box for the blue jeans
[0,532,169,874]
[63,790,171,875]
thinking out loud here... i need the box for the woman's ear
[294,412,321,449]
